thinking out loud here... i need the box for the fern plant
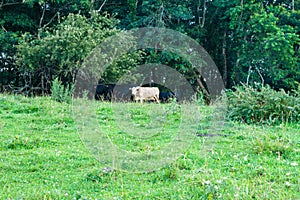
[50,78,74,104]
[227,84,299,125]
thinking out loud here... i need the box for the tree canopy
[0,0,299,96]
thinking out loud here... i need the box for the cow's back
[133,87,159,102]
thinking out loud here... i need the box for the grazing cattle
[95,83,138,101]
[159,91,176,102]
[95,84,115,101]
[113,83,138,101]
[130,87,160,103]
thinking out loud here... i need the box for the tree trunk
[41,71,45,96]
[193,71,209,96]
[222,30,227,87]
[201,0,207,28]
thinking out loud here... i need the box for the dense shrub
[227,84,299,125]
[50,78,74,104]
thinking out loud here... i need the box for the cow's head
[129,87,140,96]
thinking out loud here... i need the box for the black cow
[113,83,137,101]
[159,91,176,102]
[95,83,138,101]
[95,84,115,101]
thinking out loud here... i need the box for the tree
[17,13,115,93]
[17,12,144,94]
[226,0,299,90]
[0,1,40,90]
[0,0,91,92]
[2,0,300,95]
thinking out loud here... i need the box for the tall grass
[0,94,299,199]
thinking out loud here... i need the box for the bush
[50,78,74,104]
[227,84,299,125]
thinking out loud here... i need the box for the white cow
[130,87,160,103]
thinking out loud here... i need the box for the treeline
[0,0,299,97]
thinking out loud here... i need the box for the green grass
[0,94,299,199]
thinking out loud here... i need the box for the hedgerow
[227,84,299,125]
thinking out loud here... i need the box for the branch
[39,1,46,29]
[0,1,24,9]
[237,0,244,30]
[246,65,251,85]
[201,0,206,28]
[197,0,200,25]
[97,0,107,12]
[41,1,75,29]
[193,71,209,97]
[90,0,94,13]
[1,25,7,32]
[42,11,60,29]
[255,66,264,86]
[222,30,227,87]
[158,3,164,27]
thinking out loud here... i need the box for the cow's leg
[154,95,160,103]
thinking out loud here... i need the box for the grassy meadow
[0,94,299,199]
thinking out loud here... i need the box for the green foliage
[0,2,39,32]
[50,78,74,103]
[227,1,300,90]
[100,50,145,84]
[227,84,300,124]
[0,31,20,86]
[2,0,300,96]
[17,12,144,88]
[252,133,295,158]
[17,13,119,73]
